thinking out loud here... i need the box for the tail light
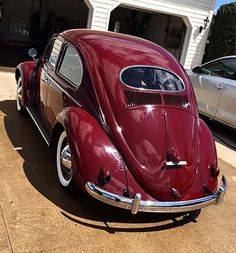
[209,163,220,178]
[98,167,111,185]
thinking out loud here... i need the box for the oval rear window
[120,66,184,92]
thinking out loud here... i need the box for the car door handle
[45,77,50,84]
[215,84,224,90]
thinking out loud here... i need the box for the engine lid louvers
[124,89,189,108]
[124,90,162,107]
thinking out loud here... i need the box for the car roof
[60,29,181,72]
[201,55,236,66]
[61,29,166,55]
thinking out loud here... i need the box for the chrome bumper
[85,176,227,214]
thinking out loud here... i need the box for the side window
[201,59,236,79]
[58,46,83,87]
[220,59,236,80]
[201,61,223,76]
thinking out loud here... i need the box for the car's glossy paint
[16,29,219,203]
[188,56,236,129]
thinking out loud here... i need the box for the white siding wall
[86,0,215,69]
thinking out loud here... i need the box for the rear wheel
[16,77,25,113]
[56,131,77,191]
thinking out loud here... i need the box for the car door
[215,58,236,128]
[189,71,213,113]
[40,37,63,131]
[46,43,84,129]
[192,60,229,117]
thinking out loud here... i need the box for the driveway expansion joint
[0,204,13,253]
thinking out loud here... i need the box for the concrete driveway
[0,70,236,253]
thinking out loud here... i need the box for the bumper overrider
[85,176,227,214]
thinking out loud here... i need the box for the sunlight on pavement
[0,70,16,101]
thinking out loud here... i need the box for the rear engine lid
[114,107,199,200]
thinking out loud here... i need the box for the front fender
[16,61,37,106]
[63,107,128,195]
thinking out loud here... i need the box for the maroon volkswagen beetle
[16,29,226,215]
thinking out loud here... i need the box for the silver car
[188,56,236,129]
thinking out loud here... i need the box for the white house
[0,0,215,69]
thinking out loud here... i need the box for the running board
[26,107,50,146]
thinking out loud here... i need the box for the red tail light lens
[209,163,220,178]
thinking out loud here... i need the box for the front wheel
[56,131,77,191]
[16,77,25,113]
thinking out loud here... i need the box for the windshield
[120,66,184,92]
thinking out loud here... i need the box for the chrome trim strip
[26,107,50,146]
[43,71,82,108]
[166,161,187,166]
[119,65,186,93]
[85,176,227,214]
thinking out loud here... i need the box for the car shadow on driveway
[1,100,200,233]
[200,115,236,151]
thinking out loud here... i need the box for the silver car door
[188,71,207,113]
[216,79,236,128]
[195,74,227,117]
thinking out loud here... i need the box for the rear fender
[15,61,38,106]
[63,107,128,195]
[198,118,218,193]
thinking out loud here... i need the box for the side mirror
[28,48,38,61]
[192,66,201,73]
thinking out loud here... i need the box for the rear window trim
[119,65,185,93]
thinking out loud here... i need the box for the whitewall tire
[56,131,74,188]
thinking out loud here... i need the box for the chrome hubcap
[17,86,23,100]
[60,142,72,181]
[61,145,72,172]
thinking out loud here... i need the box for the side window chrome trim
[119,65,185,93]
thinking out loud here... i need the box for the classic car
[16,29,227,215]
[188,55,236,129]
